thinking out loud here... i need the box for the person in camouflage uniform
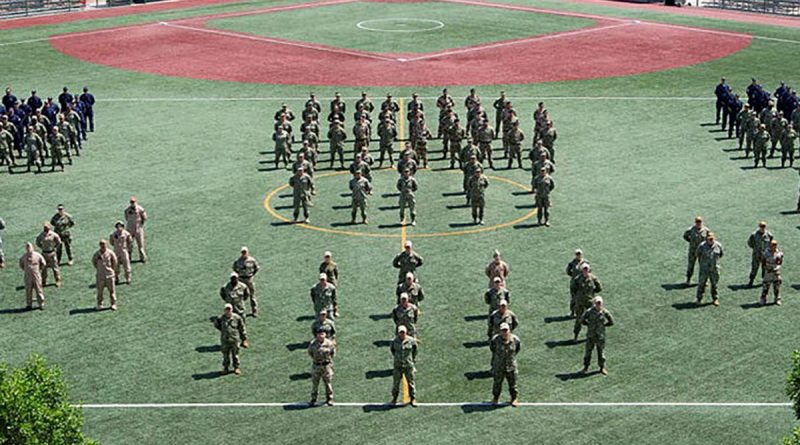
[696,232,724,306]
[490,323,520,407]
[747,221,773,286]
[566,249,589,318]
[393,241,424,283]
[273,127,291,169]
[353,116,370,153]
[0,123,14,168]
[292,152,314,180]
[349,170,372,225]
[35,222,62,287]
[753,123,770,168]
[311,273,338,319]
[319,251,339,288]
[397,169,419,226]
[232,247,260,317]
[737,104,752,150]
[220,272,250,319]
[462,154,482,205]
[760,239,783,306]
[781,123,797,167]
[571,263,602,340]
[580,296,613,376]
[328,120,347,169]
[485,250,510,289]
[23,125,44,173]
[311,310,336,345]
[447,120,467,169]
[396,272,425,306]
[532,168,555,226]
[485,277,510,314]
[397,150,418,176]
[745,112,760,158]
[349,153,372,182]
[683,216,709,285]
[488,300,518,339]
[308,330,336,406]
[769,111,786,157]
[290,168,314,223]
[377,120,397,168]
[214,304,248,375]
[0,217,5,268]
[529,140,550,167]
[390,325,418,407]
[47,126,69,171]
[531,153,555,186]
[506,121,524,169]
[540,121,558,163]
[466,168,489,225]
[50,204,75,266]
[393,293,420,337]
[476,120,495,169]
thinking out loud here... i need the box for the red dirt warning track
[48,0,752,86]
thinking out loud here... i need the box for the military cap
[499,323,510,331]
[319,273,327,280]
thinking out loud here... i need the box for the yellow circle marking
[263,169,537,239]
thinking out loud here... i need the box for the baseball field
[1,0,800,443]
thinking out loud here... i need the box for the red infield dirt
[48,0,752,86]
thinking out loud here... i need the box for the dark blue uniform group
[714,78,743,138]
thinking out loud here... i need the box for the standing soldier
[220,272,250,319]
[48,126,70,171]
[753,123,770,168]
[760,240,784,306]
[273,127,290,168]
[109,221,133,284]
[683,216,709,285]
[541,121,558,163]
[311,273,338,319]
[311,310,337,344]
[529,140,550,166]
[414,122,432,168]
[390,325,418,407]
[349,170,372,225]
[396,272,425,306]
[353,116,370,153]
[464,88,481,113]
[393,293,420,337]
[328,120,347,169]
[356,91,374,114]
[377,120,397,168]
[124,197,148,263]
[23,124,44,173]
[696,232,724,306]
[566,249,589,318]
[308,330,336,406]
[532,168,555,227]
[745,113,760,158]
[19,243,46,310]
[747,221,773,287]
[781,124,797,167]
[79,87,95,132]
[488,300,518,339]
[486,250,510,289]
[397,169,419,227]
[769,111,786,157]
[305,92,321,113]
[531,153,555,179]
[349,153,371,182]
[476,120,495,169]
[571,264,602,341]
[92,239,118,311]
[506,121,524,169]
[485,277,510,314]
[714,77,730,125]
[0,123,14,168]
[214,304,247,375]
[290,168,314,223]
[35,223,62,288]
[331,92,346,115]
[737,104,752,150]
[490,322,520,407]
[462,153,482,204]
[319,251,339,287]
[580,296,614,376]
[447,120,466,169]
[232,247,260,317]
[466,168,489,225]
[492,92,508,138]
[50,204,75,266]
[393,240,423,283]
[292,152,313,178]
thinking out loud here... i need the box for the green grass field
[1,0,800,443]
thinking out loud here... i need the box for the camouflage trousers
[351,199,367,220]
[573,301,590,336]
[492,366,518,399]
[24,273,44,307]
[696,267,720,300]
[41,251,61,285]
[535,196,551,223]
[686,248,699,280]
[470,196,485,221]
[749,252,765,281]
[221,340,240,369]
[56,234,73,263]
[392,365,416,399]
[239,277,257,313]
[399,196,416,222]
[761,271,781,302]
[584,337,606,368]
[311,364,333,399]
[293,196,310,220]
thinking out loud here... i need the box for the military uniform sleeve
[416,254,423,267]
[411,342,418,361]
[747,233,754,249]
[392,254,401,268]
[511,314,519,332]
[683,229,691,242]
[580,309,590,326]
[417,286,424,302]
[220,286,227,301]
[593,278,602,293]
[213,317,222,331]
[92,251,99,269]
[514,338,521,354]
[331,286,338,306]
[718,243,724,258]
[605,310,614,327]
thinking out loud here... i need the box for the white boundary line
[168,0,356,24]
[158,21,399,62]
[356,18,445,33]
[100,96,710,103]
[77,402,791,408]
[644,20,800,44]
[438,0,628,22]
[0,21,159,47]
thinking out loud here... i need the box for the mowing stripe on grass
[76,402,791,408]
[101,96,710,103]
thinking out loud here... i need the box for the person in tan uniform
[124,196,147,263]
[232,246,260,317]
[19,243,46,310]
[35,222,62,287]
[485,249,510,288]
[92,239,118,311]
[109,221,133,284]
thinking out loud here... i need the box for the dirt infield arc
[48,0,752,86]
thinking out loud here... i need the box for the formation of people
[714,77,799,169]
[276,90,557,227]
[1,86,97,173]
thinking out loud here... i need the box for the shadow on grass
[511,191,531,196]
[661,283,694,291]
[273,205,293,210]
[721,147,742,152]
[463,340,489,348]
[792,284,800,291]
[445,205,470,210]
[699,122,717,127]
[513,223,541,230]
[728,283,753,292]
[330,221,356,227]
[378,223,404,229]
[381,193,400,198]
[780,210,800,215]
[543,315,572,324]
[441,191,464,197]
[191,371,225,380]
[69,307,100,315]
[271,221,295,227]
[464,370,492,380]
[286,341,311,352]
[713,137,733,141]
[331,205,351,210]
[378,206,400,211]
[545,339,584,349]
[296,315,316,322]
[671,302,712,310]
[514,204,535,209]
[278,193,292,199]
[0,307,32,315]
[282,403,313,411]
[289,372,311,381]
[15,285,25,291]
[373,340,391,348]
[362,404,399,412]
[449,222,476,227]
[461,403,505,414]
[464,314,487,322]
[195,345,221,353]
[365,369,393,379]
[339,193,352,198]
[369,313,392,321]
[555,370,600,381]
[740,302,765,310]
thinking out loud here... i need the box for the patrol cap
[770,239,778,245]
[759,221,767,227]
[230,272,239,278]
[406,272,414,279]
[397,325,408,333]
[575,249,583,255]
[399,293,409,301]
[592,296,604,305]
[240,246,249,253]
[707,231,716,238]
[695,216,703,223]
[57,204,64,209]
[323,251,332,257]
[404,240,412,248]
[499,300,508,307]
[319,273,327,280]
[493,249,501,258]
[129,196,137,203]
[43,222,51,228]
[493,277,502,283]
[499,322,510,331]
[115,221,124,228]
[581,263,591,271]
[224,303,233,311]
[319,310,328,315]
[98,239,108,245]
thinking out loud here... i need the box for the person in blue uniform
[57,87,73,113]
[79,87,95,132]
[714,77,731,127]
[2,88,17,111]
[26,90,42,112]
[727,93,743,139]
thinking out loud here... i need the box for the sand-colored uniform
[92,248,118,307]
[35,230,61,286]
[110,229,133,283]
[485,260,510,288]
[19,250,45,307]
[124,204,147,262]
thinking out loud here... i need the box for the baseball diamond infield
[47,0,752,86]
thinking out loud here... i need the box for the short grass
[0,0,799,444]
[207,2,595,53]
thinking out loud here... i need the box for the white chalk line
[0,21,160,47]
[168,0,357,24]
[100,96,710,103]
[158,21,399,62]
[402,21,636,62]
[77,402,790,409]
[644,20,800,44]
[356,18,445,33]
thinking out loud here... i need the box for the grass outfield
[1,0,800,444]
